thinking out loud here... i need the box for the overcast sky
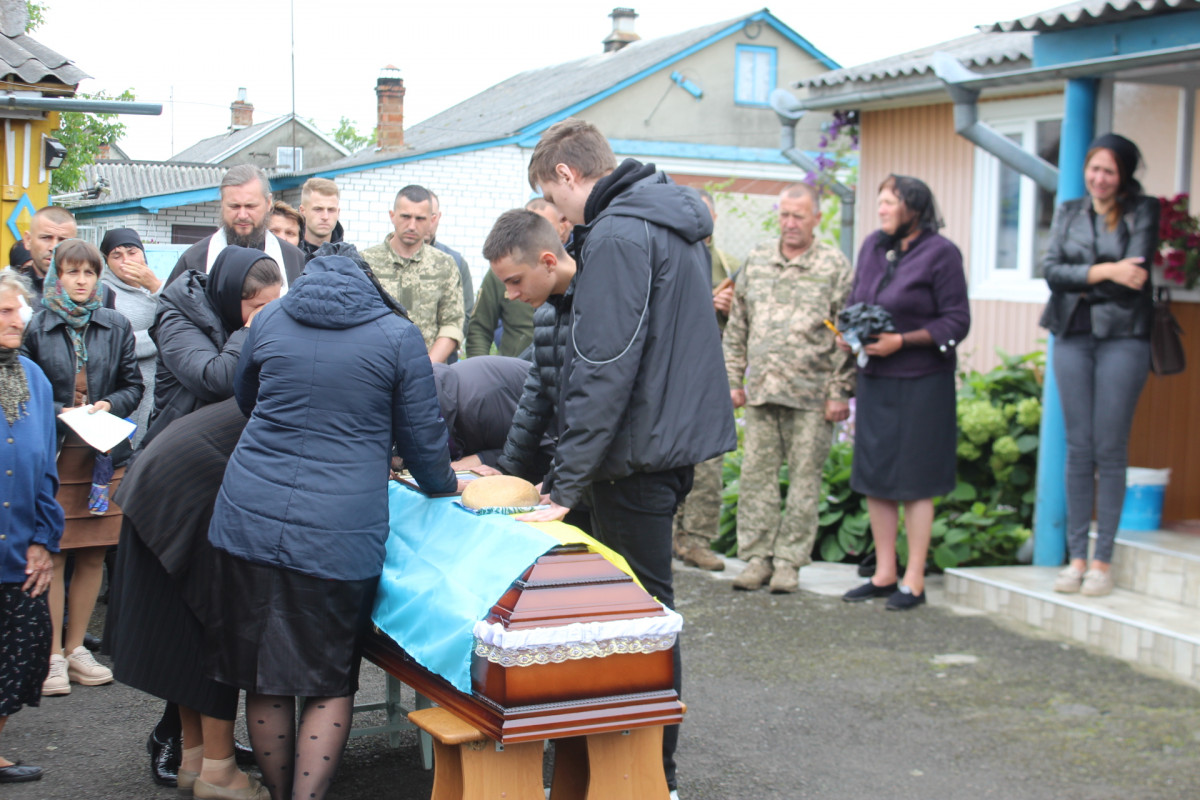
[36,0,1050,160]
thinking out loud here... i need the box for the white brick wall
[79,203,221,245]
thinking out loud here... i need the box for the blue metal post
[1033,78,1097,566]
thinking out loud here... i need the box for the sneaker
[66,645,113,686]
[1053,565,1084,594]
[677,534,725,571]
[43,653,70,696]
[732,557,772,591]
[842,580,897,603]
[768,563,799,594]
[885,585,926,611]
[1080,569,1114,597]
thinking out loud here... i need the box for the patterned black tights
[246,694,352,800]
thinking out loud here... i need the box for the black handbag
[1151,287,1186,376]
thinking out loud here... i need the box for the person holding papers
[19,240,142,696]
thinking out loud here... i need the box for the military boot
[676,533,725,571]
[732,556,772,591]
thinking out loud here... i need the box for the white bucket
[1119,468,1171,531]
[1125,467,1170,487]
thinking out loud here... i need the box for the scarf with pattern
[0,345,30,425]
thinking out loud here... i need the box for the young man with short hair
[298,178,344,260]
[518,118,736,796]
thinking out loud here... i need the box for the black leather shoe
[842,581,898,602]
[147,731,180,787]
[234,738,256,766]
[0,761,44,783]
[83,632,102,651]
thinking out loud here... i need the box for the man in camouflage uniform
[673,190,737,571]
[361,184,464,362]
[723,182,854,593]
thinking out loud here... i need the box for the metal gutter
[0,95,162,115]
[784,79,944,112]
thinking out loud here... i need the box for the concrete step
[1106,529,1200,609]
[944,565,1200,688]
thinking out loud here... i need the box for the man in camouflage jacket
[723,183,854,593]
[360,185,464,362]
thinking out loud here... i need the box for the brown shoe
[678,534,725,571]
[732,557,772,591]
[769,563,799,593]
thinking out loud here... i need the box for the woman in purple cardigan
[841,175,971,610]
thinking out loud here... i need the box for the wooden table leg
[549,728,669,800]
[429,738,465,800]
[459,739,545,800]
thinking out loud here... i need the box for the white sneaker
[1080,569,1114,597]
[669,791,680,800]
[1053,565,1084,593]
[43,653,70,695]
[66,645,113,685]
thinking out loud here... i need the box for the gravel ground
[4,560,1198,799]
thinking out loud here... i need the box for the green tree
[331,117,372,152]
[51,89,135,195]
[26,1,47,31]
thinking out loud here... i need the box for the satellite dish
[769,89,806,122]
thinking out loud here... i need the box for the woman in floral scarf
[20,239,142,696]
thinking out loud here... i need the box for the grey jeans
[1052,334,1150,563]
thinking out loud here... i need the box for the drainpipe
[1032,78,1096,567]
[770,89,856,261]
[931,53,1059,193]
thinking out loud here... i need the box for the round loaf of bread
[460,475,541,510]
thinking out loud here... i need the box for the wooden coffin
[363,543,683,744]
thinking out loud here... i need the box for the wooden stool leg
[429,739,465,800]
[582,728,669,800]
[459,739,544,800]
[549,737,590,800]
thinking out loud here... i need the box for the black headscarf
[99,227,145,258]
[206,245,271,334]
[1089,133,1143,198]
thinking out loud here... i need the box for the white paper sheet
[57,406,136,453]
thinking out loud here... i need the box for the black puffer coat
[143,270,248,446]
[21,308,143,466]
[1039,195,1159,338]
[497,284,575,484]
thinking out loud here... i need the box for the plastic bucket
[1118,468,1170,531]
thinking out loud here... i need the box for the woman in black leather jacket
[20,239,142,695]
[1040,133,1158,598]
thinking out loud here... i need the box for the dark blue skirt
[850,370,957,501]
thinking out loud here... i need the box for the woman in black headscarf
[144,246,281,447]
[1040,134,1158,598]
[839,175,970,611]
[127,246,280,790]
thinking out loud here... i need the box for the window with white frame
[276,146,303,171]
[970,97,1062,302]
[735,45,776,106]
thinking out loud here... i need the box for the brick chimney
[376,65,405,150]
[603,7,640,53]
[230,88,254,130]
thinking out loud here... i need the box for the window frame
[276,146,304,171]
[969,95,1063,303]
[734,44,777,108]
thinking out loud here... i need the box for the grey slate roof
[795,31,1033,90]
[76,161,225,206]
[169,115,289,163]
[0,31,88,86]
[330,9,814,171]
[983,0,1200,33]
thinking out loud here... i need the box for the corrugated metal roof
[74,161,225,207]
[982,0,1200,33]
[0,32,88,86]
[795,31,1033,89]
[329,10,811,171]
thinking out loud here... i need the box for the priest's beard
[223,219,269,249]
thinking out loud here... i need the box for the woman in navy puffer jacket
[206,246,456,800]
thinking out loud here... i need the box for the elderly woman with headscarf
[206,244,457,800]
[100,228,161,448]
[1040,134,1158,598]
[19,240,143,690]
[840,175,970,611]
[144,246,281,447]
[0,271,64,785]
